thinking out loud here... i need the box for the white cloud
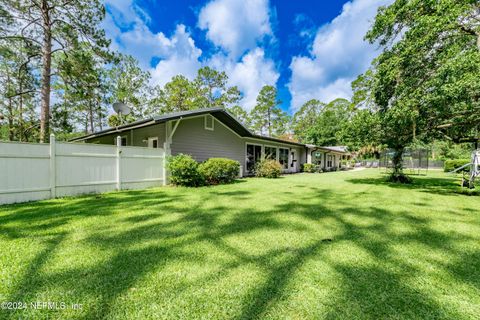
[150,26,202,87]
[104,0,279,110]
[288,0,393,111]
[209,49,279,110]
[104,1,202,86]
[104,0,143,25]
[104,1,201,71]
[198,0,272,59]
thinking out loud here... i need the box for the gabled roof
[70,107,305,147]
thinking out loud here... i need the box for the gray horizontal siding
[84,116,307,175]
[170,116,245,166]
[170,116,306,175]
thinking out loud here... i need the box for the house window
[205,115,214,131]
[246,144,262,173]
[148,137,159,148]
[264,146,277,160]
[327,155,333,167]
[279,148,289,169]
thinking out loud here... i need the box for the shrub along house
[71,107,349,176]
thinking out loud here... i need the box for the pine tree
[250,85,288,137]
[0,0,110,141]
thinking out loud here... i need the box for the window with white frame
[148,137,159,148]
[327,155,333,167]
[279,148,289,169]
[204,115,214,130]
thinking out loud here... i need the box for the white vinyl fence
[0,135,165,205]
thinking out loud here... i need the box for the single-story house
[71,107,350,176]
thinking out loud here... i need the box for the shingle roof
[70,107,305,147]
[70,107,350,151]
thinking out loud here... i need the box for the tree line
[1,0,479,183]
[292,0,479,181]
[0,0,344,145]
[347,0,480,180]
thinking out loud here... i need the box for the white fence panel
[0,142,51,204]
[0,136,165,205]
[121,146,164,190]
[55,143,118,197]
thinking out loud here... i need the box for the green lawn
[0,169,479,319]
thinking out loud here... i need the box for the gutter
[70,119,156,142]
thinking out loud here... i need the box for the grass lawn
[0,169,479,319]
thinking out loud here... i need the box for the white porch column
[162,118,182,185]
[307,149,312,164]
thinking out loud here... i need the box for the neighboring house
[71,107,349,176]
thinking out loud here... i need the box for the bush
[444,159,471,172]
[255,159,282,178]
[303,163,315,173]
[340,160,349,167]
[198,158,240,185]
[167,154,204,187]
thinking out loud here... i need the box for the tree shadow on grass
[0,189,183,240]
[324,264,452,319]
[233,239,326,320]
[271,199,476,319]
[1,179,479,319]
[5,232,67,319]
[446,250,480,291]
[346,174,466,196]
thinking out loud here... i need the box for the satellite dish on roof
[112,102,131,126]
[113,102,130,115]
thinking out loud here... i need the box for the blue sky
[104,0,392,113]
